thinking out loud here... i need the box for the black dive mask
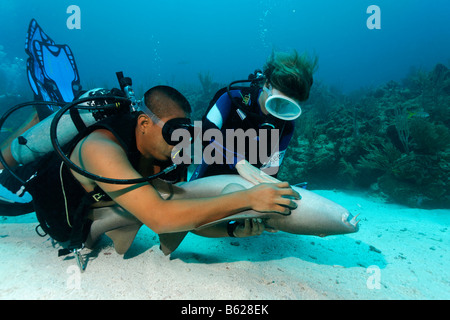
[139,100,195,146]
[161,117,195,146]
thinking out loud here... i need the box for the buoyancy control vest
[24,111,186,255]
[25,113,140,252]
[198,85,294,178]
[9,88,130,166]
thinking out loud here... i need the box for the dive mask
[263,86,302,121]
[140,100,195,146]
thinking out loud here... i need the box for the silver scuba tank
[10,89,123,165]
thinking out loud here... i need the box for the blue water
[0,1,449,300]
[0,0,449,93]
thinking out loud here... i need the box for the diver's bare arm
[72,134,298,234]
[97,173,291,234]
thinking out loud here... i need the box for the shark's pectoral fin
[159,232,189,256]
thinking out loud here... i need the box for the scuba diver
[190,50,317,180]
[0,20,299,269]
[1,84,299,266]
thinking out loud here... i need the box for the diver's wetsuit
[191,87,295,180]
[26,113,183,248]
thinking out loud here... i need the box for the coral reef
[277,63,450,208]
[0,45,33,136]
[0,45,29,98]
[2,39,449,209]
[184,63,449,208]
[188,71,222,121]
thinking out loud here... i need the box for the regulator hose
[49,96,177,185]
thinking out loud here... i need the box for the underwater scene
[0,0,449,301]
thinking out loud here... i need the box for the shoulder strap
[202,85,262,122]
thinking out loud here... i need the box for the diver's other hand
[247,182,300,215]
[233,219,278,238]
[236,159,281,184]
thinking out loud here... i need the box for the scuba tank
[1,71,179,186]
[10,88,130,165]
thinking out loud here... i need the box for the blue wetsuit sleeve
[278,121,295,169]
[261,121,295,176]
[279,121,295,157]
[203,90,241,130]
[191,91,242,180]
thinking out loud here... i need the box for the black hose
[226,77,266,109]
[0,101,66,185]
[50,96,177,185]
[226,79,254,108]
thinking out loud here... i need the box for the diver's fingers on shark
[276,181,290,188]
[273,205,291,216]
[236,160,282,185]
[250,172,266,184]
[262,175,280,184]
[276,183,301,200]
[247,167,277,183]
[276,197,297,210]
[247,218,263,235]
[234,218,265,237]
[254,171,280,184]
[255,219,265,235]
[236,160,264,185]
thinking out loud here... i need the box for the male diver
[1,84,299,255]
[191,50,317,180]
[37,86,299,253]
[0,20,300,256]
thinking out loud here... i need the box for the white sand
[0,190,449,300]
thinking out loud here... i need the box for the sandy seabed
[0,189,449,300]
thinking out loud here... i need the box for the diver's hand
[236,160,281,184]
[233,219,278,238]
[247,182,300,215]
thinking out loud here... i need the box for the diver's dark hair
[144,85,191,118]
[263,50,318,102]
